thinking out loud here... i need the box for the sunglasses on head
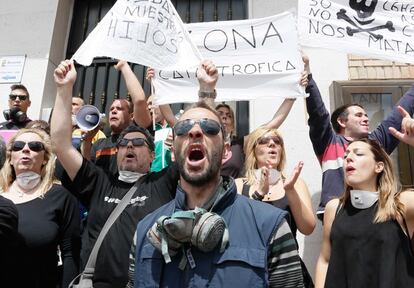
[11,141,44,152]
[256,135,282,146]
[9,94,28,101]
[117,137,148,147]
[173,118,223,137]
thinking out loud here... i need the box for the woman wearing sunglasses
[0,128,80,288]
[315,139,414,288]
[235,126,316,287]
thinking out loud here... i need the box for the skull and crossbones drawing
[337,0,395,40]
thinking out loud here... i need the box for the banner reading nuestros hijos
[298,0,414,63]
[152,12,306,105]
[73,0,202,70]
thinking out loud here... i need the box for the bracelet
[252,191,264,201]
[198,89,217,99]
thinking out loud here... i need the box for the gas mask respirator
[147,207,229,269]
[3,107,27,123]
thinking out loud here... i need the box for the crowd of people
[0,54,413,288]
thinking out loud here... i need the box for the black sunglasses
[256,135,282,146]
[173,118,223,137]
[9,94,28,101]
[117,137,148,147]
[11,141,44,152]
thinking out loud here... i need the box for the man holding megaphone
[82,60,151,176]
[71,103,107,151]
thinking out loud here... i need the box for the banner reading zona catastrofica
[152,12,305,105]
[298,0,414,63]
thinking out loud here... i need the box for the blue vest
[134,178,287,288]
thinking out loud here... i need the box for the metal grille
[66,0,249,136]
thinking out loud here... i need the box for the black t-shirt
[15,185,80,288]
[90,134,120,176]
[0,195,21,288]
[0,118,31,130]
[62,159,179,288]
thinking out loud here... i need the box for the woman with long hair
[0,128,80,288]
[315,138,414,288]
[235,126,316,287]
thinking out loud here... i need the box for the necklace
[264,178,282,201]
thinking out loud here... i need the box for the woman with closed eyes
[0,128,80,288]
[315,139,414,288]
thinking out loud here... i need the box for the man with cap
[52,59,179,288]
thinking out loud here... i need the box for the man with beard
[51,59,179,288]
[130,102,305,287]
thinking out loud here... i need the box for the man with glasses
[130,110,304,285]
[85,60,152,177]
[0,84,32,130]
[51,59,218,288]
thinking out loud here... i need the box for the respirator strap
[156,216,172,263]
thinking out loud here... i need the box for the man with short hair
[52,59,178,288]
[1,84,31,130]
[71,96,84,115]
[304,56,414,218]
[88,61,151,176]
[131,110,304,285]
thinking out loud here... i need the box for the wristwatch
[198,89,217,99]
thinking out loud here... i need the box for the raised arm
[197,60,218,107]
[262,69,308,130]
[115,60,151,128]
[145,67,177,127]
[372,83,414,154]
[51,60,83,181]
[388,106,414,147]
[314,198,338,288]
[304,56,335,158]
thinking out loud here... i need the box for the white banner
[152,12,305,105]
[298,0,414,63]
[72,0,202,70]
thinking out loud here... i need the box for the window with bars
[66,0,249,136]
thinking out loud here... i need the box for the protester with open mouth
[235,126,316,287]
[0,128,81,288]
[315,138,414,288]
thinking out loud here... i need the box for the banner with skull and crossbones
[298,0,414,63]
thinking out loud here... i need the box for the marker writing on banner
[308,0,346,38]
[201,22,283,52]
[157,60,297,80]
[368,36,414,54]
[106,0,183,54]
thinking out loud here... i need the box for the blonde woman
[315,139,414,288]
[235,126,316,287]
[0,128,80,288]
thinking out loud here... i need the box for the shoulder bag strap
[84,180,141,269]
